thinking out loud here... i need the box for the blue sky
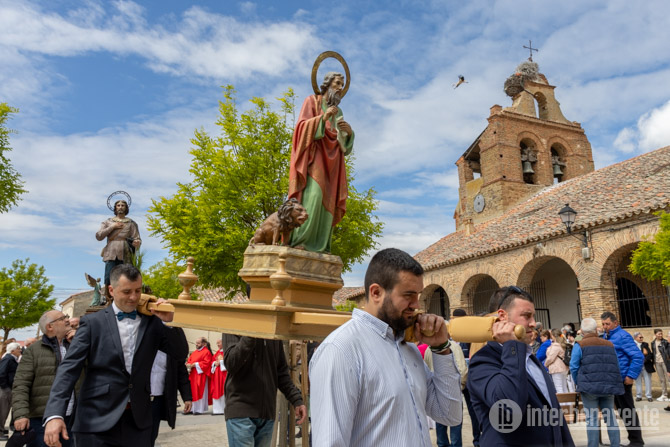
[1,0,670,338]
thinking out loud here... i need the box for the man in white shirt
[149,348,192,446]
[310,248,462,447]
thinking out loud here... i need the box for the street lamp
[558,204,577,233]
[558,203,591,258]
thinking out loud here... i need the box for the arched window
[520,139,538,184]
[534,92,549,120]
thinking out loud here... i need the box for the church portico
[521,257,580,330]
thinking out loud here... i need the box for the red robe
[209,349,227,400]
[288,94,349,226]
[187,347,212,402]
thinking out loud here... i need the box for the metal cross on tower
[523,40,538,62]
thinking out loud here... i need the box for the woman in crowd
[544,328,569,393]
[536,330,552,364]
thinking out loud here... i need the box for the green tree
[629,211,670,285]
[335,300,357,312]
[0,259,55,341]
[143,258,190,299]
[148,86,382,298]
[0,103,27,213]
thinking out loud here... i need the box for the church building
[413,60,670,332]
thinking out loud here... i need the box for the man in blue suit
[467,286,574,447]
[43,264,188,447]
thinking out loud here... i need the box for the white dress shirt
[525,343,553,405]
[58,342,75,416]
[112,302,141,374]
[150,351,167,396]
[309,308,463,447]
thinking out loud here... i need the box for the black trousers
[614,383,644,446]
[150,395,166,447]
[75,409,151,447]
[463,387,481,445]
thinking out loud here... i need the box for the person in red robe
[209,339,227,415]
[186,337,212,414]
[288,71,354,253]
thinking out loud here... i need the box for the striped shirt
[310,308,463,447]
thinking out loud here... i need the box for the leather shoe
[635,397,641,401]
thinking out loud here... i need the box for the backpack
[561,344,573,366]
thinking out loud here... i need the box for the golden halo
[311,51,350,97]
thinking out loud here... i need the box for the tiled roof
[415,146,670,270]
[194,287,248,304]
[332,287,365,306]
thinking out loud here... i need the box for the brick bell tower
[454,59,595,232]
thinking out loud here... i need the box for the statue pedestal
[238,245,344,308]
[85,305,108,314]
[169,246,352,340]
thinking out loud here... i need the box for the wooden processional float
[168,247,352,340]
[166,249,527,343]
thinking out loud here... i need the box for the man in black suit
[467,286,574,447]
[43,264,188,447]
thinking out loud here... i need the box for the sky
[1,0,670,338]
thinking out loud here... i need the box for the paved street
[153,398,670,447]
[2,399,668,446]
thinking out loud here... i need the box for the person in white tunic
[210,339,227,415]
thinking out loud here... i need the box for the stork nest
[504,61,540,97]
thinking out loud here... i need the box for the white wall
[534,258,580,330]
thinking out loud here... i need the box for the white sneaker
[657,395,668,401]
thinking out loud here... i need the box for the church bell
[523,161,535,174]
[553,163,563,176]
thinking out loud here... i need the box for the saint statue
[96,192,141,301]
[288,52,354,253]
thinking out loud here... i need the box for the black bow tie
[117,310,138,321]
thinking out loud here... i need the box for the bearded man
[96,200,141,302]
[288,71,354,253]
[309,248,462,446]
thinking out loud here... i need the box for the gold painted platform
[168,300,350,341]
[239,245,344,308]
[169,246,352,340]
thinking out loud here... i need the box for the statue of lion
[249,198,309,247]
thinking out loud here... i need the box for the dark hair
[541,329,551,339]
[452,308,467,317]
[364,248,423,300]
[110,264,142,286]
[489,286,534,313]
[600,311,617,322]
[654,328,663,335]
[320,72,344,95]
[114,200,129,216]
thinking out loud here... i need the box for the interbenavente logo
[489,399,522,433]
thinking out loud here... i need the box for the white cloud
[636,101,670,151]
[613,100,670,154]
[0,1,318,81]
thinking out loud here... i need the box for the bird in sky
[453,75,468,89]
